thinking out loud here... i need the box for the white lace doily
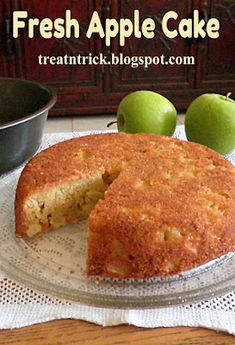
[1,126,235,334]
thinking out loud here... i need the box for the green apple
[185,93,235,155]
[115,90,177,136]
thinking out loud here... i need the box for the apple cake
[15,133,235,278]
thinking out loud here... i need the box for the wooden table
[0,320,234,345]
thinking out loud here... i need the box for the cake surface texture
[15,133,235,278]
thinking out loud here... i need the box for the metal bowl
[0,78,57,174]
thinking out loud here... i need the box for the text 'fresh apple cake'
[15,133,235,278]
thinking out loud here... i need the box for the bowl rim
[0,77,57,130]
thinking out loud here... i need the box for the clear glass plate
[1,169,235,309]
[1,130,235,309]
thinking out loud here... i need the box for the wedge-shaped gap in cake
[25,169,121,237]
[102,170,121,187]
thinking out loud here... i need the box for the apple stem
[226,92,232,100]
[107,121,118,128]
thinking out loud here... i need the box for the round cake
[15,133,235,278]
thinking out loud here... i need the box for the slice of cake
[15,133,235,278]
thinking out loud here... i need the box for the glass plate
[1,130,235,309]
[1,171,235,309]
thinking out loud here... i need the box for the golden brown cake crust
[15,133,235,278]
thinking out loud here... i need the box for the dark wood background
[0,0,235,115]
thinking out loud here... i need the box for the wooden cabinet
[0,1,16,78]
[108,1,196,91]
[196,0,235,90]
[0,2,7,78]
[0,0,234,115]
[105,0,199,111]
[11,0,104,115]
